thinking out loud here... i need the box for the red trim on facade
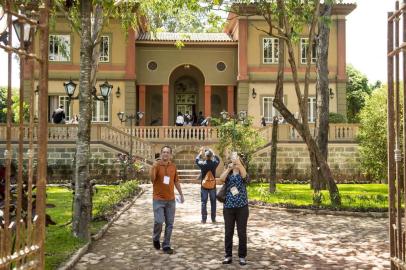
[139,85,146,126]
[204,85,212,117]
[48,64,125,71]
[337,19,346,81]
[162,85,169,126]
[248,66,320,73]
[227,85,234,114]
[238,19,249,81]
[125,29,136,80]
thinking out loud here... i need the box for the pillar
[227,85,234,114]
[204,85,211,118]
[139,85,146,126]
[162,85,169,126]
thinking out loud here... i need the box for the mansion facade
[26,4,356,128]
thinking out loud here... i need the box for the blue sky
[0,1,395,87]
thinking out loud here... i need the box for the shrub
[93,180,139,219]
[329,112,347,123]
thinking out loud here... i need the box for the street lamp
[117,111,144,159]
[220,110,248,150]
[63,79,113,106]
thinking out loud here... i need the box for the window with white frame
[58,96,72,121]
[300,38,317,64]
[308,97,317,123]
[262,96,284,123]
[263,38,279,64]
[99,36,110,62]
[49,35,71,61]
[92,97,110,122]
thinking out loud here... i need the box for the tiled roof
[137,32,236,42]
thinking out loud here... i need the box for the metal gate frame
[388,1,406,269]
[0,1,49,269]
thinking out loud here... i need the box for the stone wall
[251,143,362,181]
[0,142,362,183]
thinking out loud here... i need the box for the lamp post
[220,110,247,150]
[117,111,144,159]
[63,79,113,109]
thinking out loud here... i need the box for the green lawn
[45,185,119,270]
[247,184,388,211]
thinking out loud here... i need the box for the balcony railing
[0,123,359,160]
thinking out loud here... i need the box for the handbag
[216,183,227,203]
[201,171,216,189]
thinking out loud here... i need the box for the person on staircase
[195,146,220,223]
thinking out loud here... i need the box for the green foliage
[346,65,380,123]
[45,186,118,269]
[0,87,29,123]
[217,117,266,168]
[248,183,388,211]
[93,180,139,219]
[329,112,347,123]
[358,86,393,181]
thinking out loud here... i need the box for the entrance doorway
[174,76,198,117]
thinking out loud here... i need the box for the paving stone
[73,184,389,270]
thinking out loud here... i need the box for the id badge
[230,186,239,196]
[163,176,170,185]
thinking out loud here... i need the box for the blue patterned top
[224,173,248,209]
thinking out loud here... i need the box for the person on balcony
[52,105,66,124]
[197,111,205,126]
[150,146,184,254]
[175,112,184,126]
[195,147,220,223]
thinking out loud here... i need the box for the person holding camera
[150,146,184,254]
[218,153,249,266]
[195,146,220,223]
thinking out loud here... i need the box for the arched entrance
[169,65,205,124]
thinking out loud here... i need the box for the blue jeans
[153,200,176,248]
[201,187,217,222]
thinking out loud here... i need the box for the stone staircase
[178,169,201,184]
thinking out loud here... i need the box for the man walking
[150,146,184,254]
[195,147,220,223]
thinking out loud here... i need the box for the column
[237,19,248,81]
[139,85,146,126]
[227,85,234,114]
[337,18,346,81]
[125,29,136,80]
[204,85,211,118]
[162,85,169,126]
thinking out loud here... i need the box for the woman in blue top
[218,153,249,266]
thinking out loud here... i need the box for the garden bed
[45,180,140,270]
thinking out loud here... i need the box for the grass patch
[45,181,139,270]
[247,183,388,212]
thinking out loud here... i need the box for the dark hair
[161,145,172,154]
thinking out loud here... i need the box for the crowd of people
[150,146,249,266]
[175,111,209,126]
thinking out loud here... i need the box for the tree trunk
[272,0,340,206]
[269,116,278,193]
[73,0,93,240]
[312,4,332,191]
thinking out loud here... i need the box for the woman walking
[218,153,249,266]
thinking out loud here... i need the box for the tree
[229,0,341,205]
[0,87,29,123]
[269,116,278,193]
[54,0,220,240]
[312,2,332,191]
[358,86,391,182]
[346,65,376,123]
[217,118,266,173]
